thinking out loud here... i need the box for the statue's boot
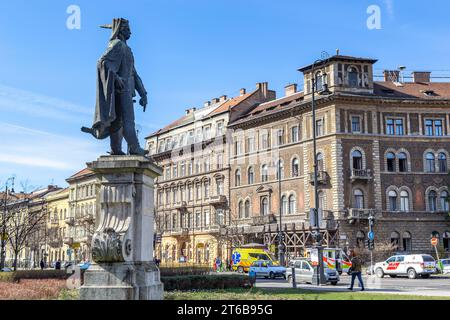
[129,145,149,156]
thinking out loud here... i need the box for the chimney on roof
[204,101,211,108]
[412,71,431,83]
[212,98,220,104]
[240,88,246,96]
[219,95,228,102]
[185,107,196,115]
[284,83,298,96]
[256,82,269,96]
[383,70,400,82]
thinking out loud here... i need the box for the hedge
[159,266,211,277]
[0,270,69,283]
[161,274,250,291]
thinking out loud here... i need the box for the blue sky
[1,0,450,191]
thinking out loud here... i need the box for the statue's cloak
[82,19,125,140]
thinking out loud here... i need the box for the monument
[79,18,163,300]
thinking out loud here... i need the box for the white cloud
[0,84,91,123]
[0,122,99,171]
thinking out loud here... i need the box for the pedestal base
[80,262,164,300]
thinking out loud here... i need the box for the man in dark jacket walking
[348,251,365,291]
[39,259,45,270]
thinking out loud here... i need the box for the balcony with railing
[251,213,277,226]
[174,201,187,211]
[347,208,377,220]
[309,171,330,185]
[209,195,227,206]
[350,169,372,181]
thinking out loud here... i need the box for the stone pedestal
[79,156,164,300]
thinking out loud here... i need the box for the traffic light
[368,215,375,229]
[368,239,375,251]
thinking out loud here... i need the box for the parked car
[374,254,436,279]
[286,258,339,285]
[249,260,286,279]
[436,259,450,274]
[1,267,12,272]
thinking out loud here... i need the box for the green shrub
[160,266,211,277]
[11,270,69,282]
[162,274,249,291]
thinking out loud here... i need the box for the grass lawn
[164,287,450,300]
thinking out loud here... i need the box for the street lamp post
[1,176,15,270]
[308,55,331,285]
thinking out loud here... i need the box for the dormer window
[348,67,359,87]
[315,71,324,91]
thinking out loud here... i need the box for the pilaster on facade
[372,139,383,212]
[331,139,344,214]
[302,141,311,213]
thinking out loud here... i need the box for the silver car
[286,258,340,285]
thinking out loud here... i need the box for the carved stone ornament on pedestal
[79,156,164,300]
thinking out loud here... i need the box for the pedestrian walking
[55,260,61,270]
[39,259,45,270]
[215,256,221,273]
[347,251,365,291]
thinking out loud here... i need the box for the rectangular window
[395,119,404,135]
[204,210,210,226]
[180,162,186,177]
[216,121,224,136]
[195,211,201,228]
[203,126,211,140]
[351,116,361,133]
[247,136,255,153]
[291,126,299,143]
[261,132,269,149]
[187,131,194,144]
[315,119,324,136]
[172,165,178,178]
[235,140,243,155]
[386,118,404,135]
[425,119,444,136]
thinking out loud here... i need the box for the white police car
[374,254,436,279]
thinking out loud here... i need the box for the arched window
[438,153,447,172]
[292,158,299,177]
[428,190,438,211]
[288,195,296,214]
[317,153,324,172]
[388,190,398,211]
[352,150,363,170]
[244,200,250,218]
[238,200,244,219]
[261,197,269,215]
[348,67,359,87]
[235,169,241,187]
[276,160,284,180]
[390,231,400,248]
[315,71,323,91]
[426,152,435,172]
[398,152,408,172]
[248,167,254,184]
[386,152,396,172]
[402,232,412,251]
[354,189,364,209]
[281,196,288,215]
[400,190,409,212]
[261,164,268,182]
[440,191,449,212]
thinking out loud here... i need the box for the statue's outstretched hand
[139,94,148,112]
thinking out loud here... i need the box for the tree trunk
[13,253,18,271]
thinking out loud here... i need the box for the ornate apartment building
[228,55,450,257]
[146,83,276,265]
[64,168,98,262]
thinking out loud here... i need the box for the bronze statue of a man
[82,18,148,156]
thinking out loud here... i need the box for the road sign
[368,231,374,240]
[431,237,438,246]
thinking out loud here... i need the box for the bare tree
[7,197,48,271]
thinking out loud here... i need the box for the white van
[374,254,436,279]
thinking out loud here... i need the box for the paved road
[254,274,450,297]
